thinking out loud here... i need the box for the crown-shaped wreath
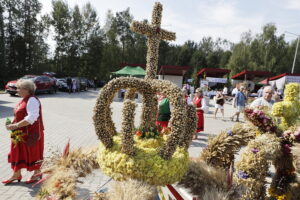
[93,2,197,186]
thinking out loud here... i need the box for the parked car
[5,75,56,96]
[73,77,88,91]
[97,80,106,88]
[87,79,95,88]
[56,78,68,91]
[43,72,57,77]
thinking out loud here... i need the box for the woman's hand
[6,123,18,131]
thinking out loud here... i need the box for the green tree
[51,0,71,75]
[114,8,134,63]
[227,42,250,74]
[4,0,22,78]
[22,0,43,72]
[0,3,6,86]
[67,5,83,76]
[176,40,197,66]
[101,10,122,77]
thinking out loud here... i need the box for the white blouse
[24,97,40,125]
[200,98,207,110]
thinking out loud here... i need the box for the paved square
[0,90,240,199]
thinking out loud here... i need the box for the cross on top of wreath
[131,2,176,79]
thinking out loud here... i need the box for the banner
[206,77,227,83]
[200,80,208,89]
[286,76,300,83]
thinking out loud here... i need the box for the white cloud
[40,0,299,48]
[199,1,236,25]
[285,0,300,9]
[163,0,264,43]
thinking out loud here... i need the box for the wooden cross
[131,2,176,80]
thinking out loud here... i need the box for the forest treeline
[0,0,299,87]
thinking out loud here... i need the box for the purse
[216,98,224,106]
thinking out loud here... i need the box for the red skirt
[156,121,169,131]
[196,111,204,132]
[8,131,44,172]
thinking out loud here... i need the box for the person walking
[231,86,247,122]
[66,76,72,94]
[222,86,228,96]
[214,89,225,120]
[231,86,238,97]
[3,79,44,184]
[93,77,97,90]
[72,79,77,93]
[193,88,206,139]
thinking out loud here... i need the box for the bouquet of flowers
[281,127,300,154]
[283,127,300,142]
[244,108,277,133]
[10,130,25,147]
[6,118,25,147]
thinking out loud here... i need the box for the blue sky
[41,0,300,47]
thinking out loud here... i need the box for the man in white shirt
[222,86,228,95]
[250,86,275,109]
[231,87,238,96]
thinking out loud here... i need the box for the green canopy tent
[111,66,146,78]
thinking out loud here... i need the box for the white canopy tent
[269,74,300,90]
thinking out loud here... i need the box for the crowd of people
[156,84,207,140]
[155,82,281,140]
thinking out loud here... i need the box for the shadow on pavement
[27,183,41,197]
[197,137,208,142]
[1,182,41,197]
[198,132,210,137]
[190,140,207,148]
[37,90,99,100]
[0,100,14,104]
[76,187,94,199]
[0,105,14,119]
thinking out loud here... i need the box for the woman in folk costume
[193,88,206,139]
[3,79,44,184]
[156,93,171,130]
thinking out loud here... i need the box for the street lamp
[285,31,300,74]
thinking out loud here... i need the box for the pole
[292,36,300,74]
[285,31,300,74]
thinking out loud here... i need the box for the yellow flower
[97,135,189,186]
[271,83,300,129]
[255,131,261,137]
